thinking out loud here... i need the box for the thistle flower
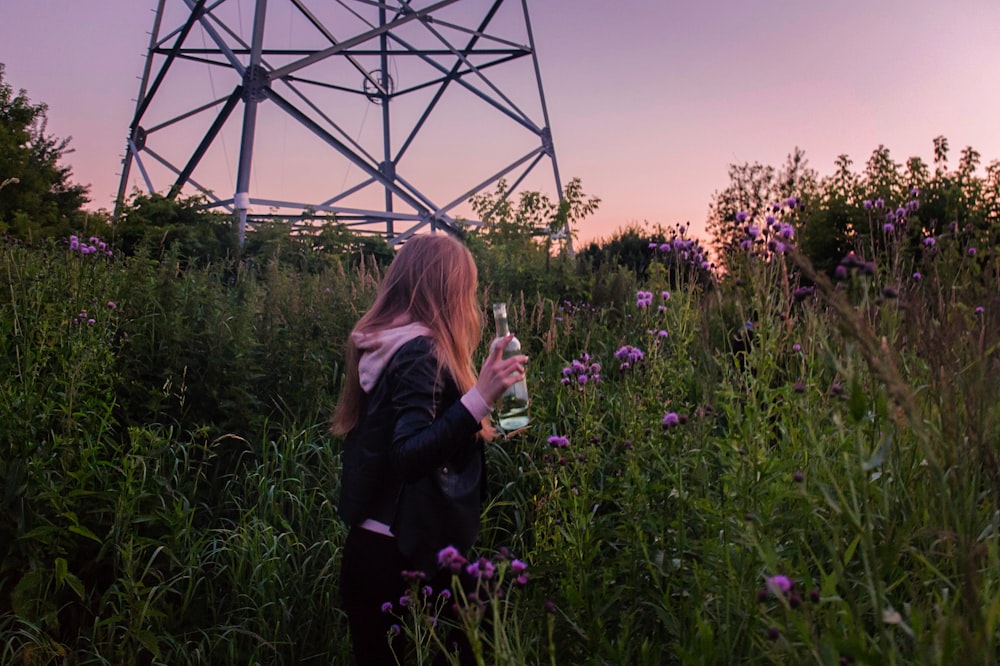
[466,557,496,580]
[547,435,570,449]
[615,345,645,365]
[662,412,680,428]
[636,290,654,308]
[766,575,793,596]
[437,546,467,572]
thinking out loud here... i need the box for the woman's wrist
[460,386,492,422]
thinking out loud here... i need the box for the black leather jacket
[338,336,486,573]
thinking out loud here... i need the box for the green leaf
[863,443,885,471]
[843,534,861,566]
[848,375,867,422]
[68,524,102,544]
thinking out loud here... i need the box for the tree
[707,147,818,263]
[797,154,862,275]
[0,63,90,240]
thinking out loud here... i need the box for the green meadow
[3,176,998,665]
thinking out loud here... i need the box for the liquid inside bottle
[492,303,530,431]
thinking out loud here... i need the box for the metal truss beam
[115,0,566,248]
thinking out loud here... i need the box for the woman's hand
[476,333,528,405]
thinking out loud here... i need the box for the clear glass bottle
[491,302,530,431]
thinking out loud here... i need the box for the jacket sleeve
[387,337,483,481]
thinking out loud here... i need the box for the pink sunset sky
[2,0,999,245]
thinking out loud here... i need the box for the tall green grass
[1,218,997,664]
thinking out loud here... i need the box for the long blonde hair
[331,233,492,437]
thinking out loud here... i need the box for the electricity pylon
[115,0,565,246]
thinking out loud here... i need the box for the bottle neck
[493,304,510,337]
[495,315,510,337]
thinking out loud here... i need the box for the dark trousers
[340,526,476,666]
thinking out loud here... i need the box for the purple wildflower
[662,412,680,428]
[381,601,394,614]
[735,210,749,223]
[466,557,496,580]
[437,546,467,572]
[766,575,793,596]
[547,435,570,449]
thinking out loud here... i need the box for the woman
[332,233,527,665]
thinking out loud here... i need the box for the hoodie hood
[354,321,433,392]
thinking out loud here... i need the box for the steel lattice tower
[116,0,564,246]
